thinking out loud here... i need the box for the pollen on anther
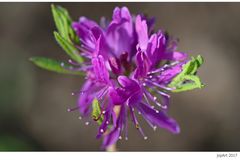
[119,136,122,140]
[143,83,146,86]
[106,121,109,124]
[78,116,82,120]
[125,137,128,141]
[102,111,106,114]
[155,110,159,113]
[153,126,157,131]
[153,96,157,100]
[85,122,89,125]
[100,129,104,133]
[144,136,148,140]
[162,105,167,109]
[71,92,75,96]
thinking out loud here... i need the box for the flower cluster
[31,5,204,149]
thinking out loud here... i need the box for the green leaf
[54,31,83,63]
[30,57,83,76]
[91,98,104,125]
[169,55,204,92]
[51,4,78,42]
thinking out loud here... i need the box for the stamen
[150,88,170,109]
[143,89,164,109]
[156,102,162,107]
[146,79,176,91]
[67,107,80,112]
[97,87,109,100]
[129,106,146,138]
[147,61,179,75]
[143,93,151,106]
[71,90,86,96]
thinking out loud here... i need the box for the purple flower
[68,6,201,149]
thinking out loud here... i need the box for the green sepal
[169,55,204,92]
[30,57,83,76]
[171,75,204,92]
[51,4,79,43]
[91,98,104,125]
[54,31,83,64]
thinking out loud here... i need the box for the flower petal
[135,15,148,50]
[134,51,150,79]
[106,7,135,56]
[92,55,110,84]
[77,80,96,115]
[136,102,180,134]
[162,51,188,61]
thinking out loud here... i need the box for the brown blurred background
[0,2,240,151]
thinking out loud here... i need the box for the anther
[144,136,148,140]
[119,136,122,140]
[153,126,157,131]
[85,122,89,125]
[100,129,104,133]
[78,116,82,120]
[162,105,167,109]
[135,124,140,129]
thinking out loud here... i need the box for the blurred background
[0,2,240,151]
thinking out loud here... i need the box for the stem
[106,143,117,152]
[105,105,121,152]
